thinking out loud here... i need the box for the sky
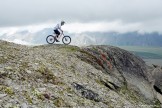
[0,0,162,45]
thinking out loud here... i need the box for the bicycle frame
[53,31,64,38]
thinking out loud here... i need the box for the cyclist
[54,21,65,42]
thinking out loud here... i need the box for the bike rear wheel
[62,36,71,45]
[46,35,55,44]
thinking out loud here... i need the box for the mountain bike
[46,32,71,45]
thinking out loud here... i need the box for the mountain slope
[0,40,161,107]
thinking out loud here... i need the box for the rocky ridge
[0,40,162,107]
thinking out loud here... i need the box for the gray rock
[0,94,7,98]
[21,103,28,108]
[152,67,162,93]
[79,45,155,103]
[72,82,101,102]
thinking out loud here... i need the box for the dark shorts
[54,30,60,35]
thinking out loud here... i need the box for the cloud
[63,21,141,33]
[0,20,142,37]
[0,0,162,29]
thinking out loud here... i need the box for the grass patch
[20,62,29,69]
[154,100,161,108]
[60,46,79,52]
[119,85,145,104]
[53,97,69,107]
[0,85,14,95]
[22,90,33,104]
[0,57,8,64]
[37,65,63,85]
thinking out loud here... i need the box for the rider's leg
[54,30,59,36]
[54,30,60,42]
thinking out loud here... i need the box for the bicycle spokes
[50,38,53,41]
[46,35,55,44]
[62,36,71,45]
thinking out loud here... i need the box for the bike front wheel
[46,35,55,44]
[62,36,71,45]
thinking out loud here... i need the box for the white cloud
[0,20,142,36]
[63,20,142,33]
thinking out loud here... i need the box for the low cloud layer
[63,21,141,33]
[0,20,160,36]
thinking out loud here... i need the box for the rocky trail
[0,40,162,108]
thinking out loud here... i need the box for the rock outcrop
[152,66,162,92]
[78,46,156,102]
[0,40,161,107]
[151,66,162,103]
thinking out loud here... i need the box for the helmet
[61,21,65,24]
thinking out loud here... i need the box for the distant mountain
[1,28,162,46]
[0,28,53,45]
[84,31,162,46]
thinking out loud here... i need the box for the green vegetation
[31,88,46,101]
[20,62,29,70]
[60,46,79,52]
[37,64,63,85]
[119,85,145,104]
[53,97,68,107]
[22,91,33,104]
[0,57,8,64]
[0,85,14,95]
[0,54,16,64]
[154,100,161,108]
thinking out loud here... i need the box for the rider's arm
[59,23,64,33]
